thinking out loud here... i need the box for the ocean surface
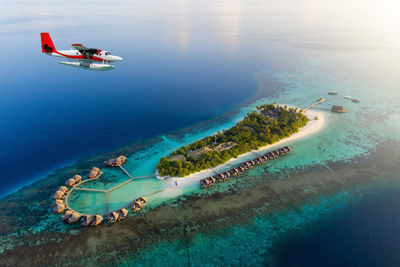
[1,0,400,266]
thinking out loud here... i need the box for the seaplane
[40,32,123,70]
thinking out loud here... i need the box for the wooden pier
[304,98,326,110]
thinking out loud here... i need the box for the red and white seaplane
[40,32,123,70]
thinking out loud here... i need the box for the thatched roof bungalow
[53,199,64,207]
[59,186,68,193]
[206,177,216,185]
[200,179,209,189]
[73,175,82,183]
[53,203,65,213]
[108,212,119,223]
[65,178,75,187]
[81,215,94,226]
[104,155,127,167]
[118,208,128,220]
[54,190,64,199]
[132,201,142,211]
[61,210,73,222]
[91,215,103,226]
[215,175,224,183]
[88,167,100,178]
[68,213,81,224]
[138,197,147,206]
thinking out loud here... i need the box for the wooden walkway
[64,166,155,216]
[304,98,326,110]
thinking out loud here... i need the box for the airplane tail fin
[41,32,56,53]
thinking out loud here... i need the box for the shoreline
[161,108,327,188]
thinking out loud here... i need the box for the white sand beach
[159,108,327,189]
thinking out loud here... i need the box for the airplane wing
[72,43,90,51]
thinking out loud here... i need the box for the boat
[351,98,360,103]
[328,91,338,95]
[344,95,353,100]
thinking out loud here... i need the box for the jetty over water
[304,98,326,111]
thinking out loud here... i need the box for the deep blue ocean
[1,0,400,265]
[277,189,400,267]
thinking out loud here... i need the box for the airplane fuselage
[46,49,122,62]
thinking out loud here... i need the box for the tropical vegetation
[157,104,308,176]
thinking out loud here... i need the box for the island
[157,104,309,177]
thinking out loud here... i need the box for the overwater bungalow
[104,155,127,167]
[243,162,251,169]
[138,197,147,206]
[59,186,68,193]
[277,148,285,155]
[206,177,216,185]
[200,179,209,188]
[238,166,245,173]
[65,178,75,187]
[331,105,348,113]
[91,215,103,226]
[215,175,224,183]
[88,167,100,178]
[81,215,94,226]
[53,203,65,213]
[61,211,73,222]
[68,213,81,224]
[223,171,230,179]
[54,190,64,199]
[118,208,128,221]
[53,199,64,207]
[229,169,238,176]
[132,201,142,211]
[73,175,82,183]
[108,212,119,223]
